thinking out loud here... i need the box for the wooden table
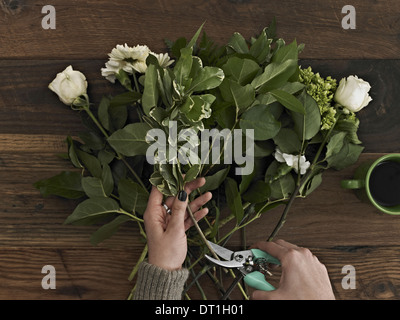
[0,0,399,300]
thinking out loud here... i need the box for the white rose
[49,65,88,105]
[334,75,372,112]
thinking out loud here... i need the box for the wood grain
[0,0,399,59]
[0,0,399,300]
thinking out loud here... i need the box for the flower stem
[186,205,219,261]
[267,169,313,241]
[267,111,342,242]
[83,105,110,138]
[82,104,148,193]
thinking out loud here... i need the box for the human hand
[251,239,335,300]
[143,177,212,271]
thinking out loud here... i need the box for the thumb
[168,190,188,229]
[251,289,280,300]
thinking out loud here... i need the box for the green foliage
[35,22,364,257]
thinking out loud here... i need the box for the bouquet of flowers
[35,20,372,299]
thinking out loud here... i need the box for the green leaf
[225,177,244,224]
[66,136,83,169]
[273,128,302,154]
[187,22,205,49]
[82,176,107,198]
[107,122,151,157]
[160,164,179,196]
[64,197,121,225]
[101,164,114,196]
[239,104,281,140]
[265,160,292,183]
[157,68,173,108]
[167,37,187,59]
[254,140,274,158]
[291,91,321,141]
[325,132,347,159]
[78,131,105,151]
[213,101,237,129]
[118,179,149,215]
[299,172,322,197]
[208,201,221,239]
[239,169,256,194]
[90,215,132,246]
[174,47,193,87]
[335,118,362,145]
[115,69,132,91]
[98,149,115,165]
[269,174,295,200]
[270,89,305,114]
[326,142,364,170]
[142,63,159,115]
[256,82,304,106]
[75,149,102,178]
[222,57,260,85]
[98,97,111,131]
[184,94,215,122]
[109,105,128,131]
[184,164,201,183]
[242,180,270,203]
[187,66,224,93]
[271,39,298,64]
[219,79,255,111]
[109,91,141,107]
[34,171,85,199]
[228,32,249,54]
[249,28,272,64]
[199,167,230,193]
[251,59,297,92]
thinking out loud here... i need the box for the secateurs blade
[205,240,281,292]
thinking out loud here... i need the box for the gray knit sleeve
[133,261,189,300]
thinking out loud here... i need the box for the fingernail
[178,190,187,202]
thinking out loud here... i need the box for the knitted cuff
[133,261,189,300]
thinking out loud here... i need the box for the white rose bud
[334,75,372,112]
[49,65,88,105]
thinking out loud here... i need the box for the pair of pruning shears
[205,241,281,293]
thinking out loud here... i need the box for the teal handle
[251,248,281,266]
[243,249,281,291]
[244,271,275,291]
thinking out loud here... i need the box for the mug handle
[341,179,365,189]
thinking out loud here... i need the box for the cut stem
[186,205,219,261]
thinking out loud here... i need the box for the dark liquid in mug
[369,161,400,207]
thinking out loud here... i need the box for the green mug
[341,154,400,215]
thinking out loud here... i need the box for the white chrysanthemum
[101,44,151,82]
[150,52,175,68]
[274,148,310,175]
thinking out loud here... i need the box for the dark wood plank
[1,0,399,300]
[0,60,117,135]
[0,0,399,59]
[0,248,139,299]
